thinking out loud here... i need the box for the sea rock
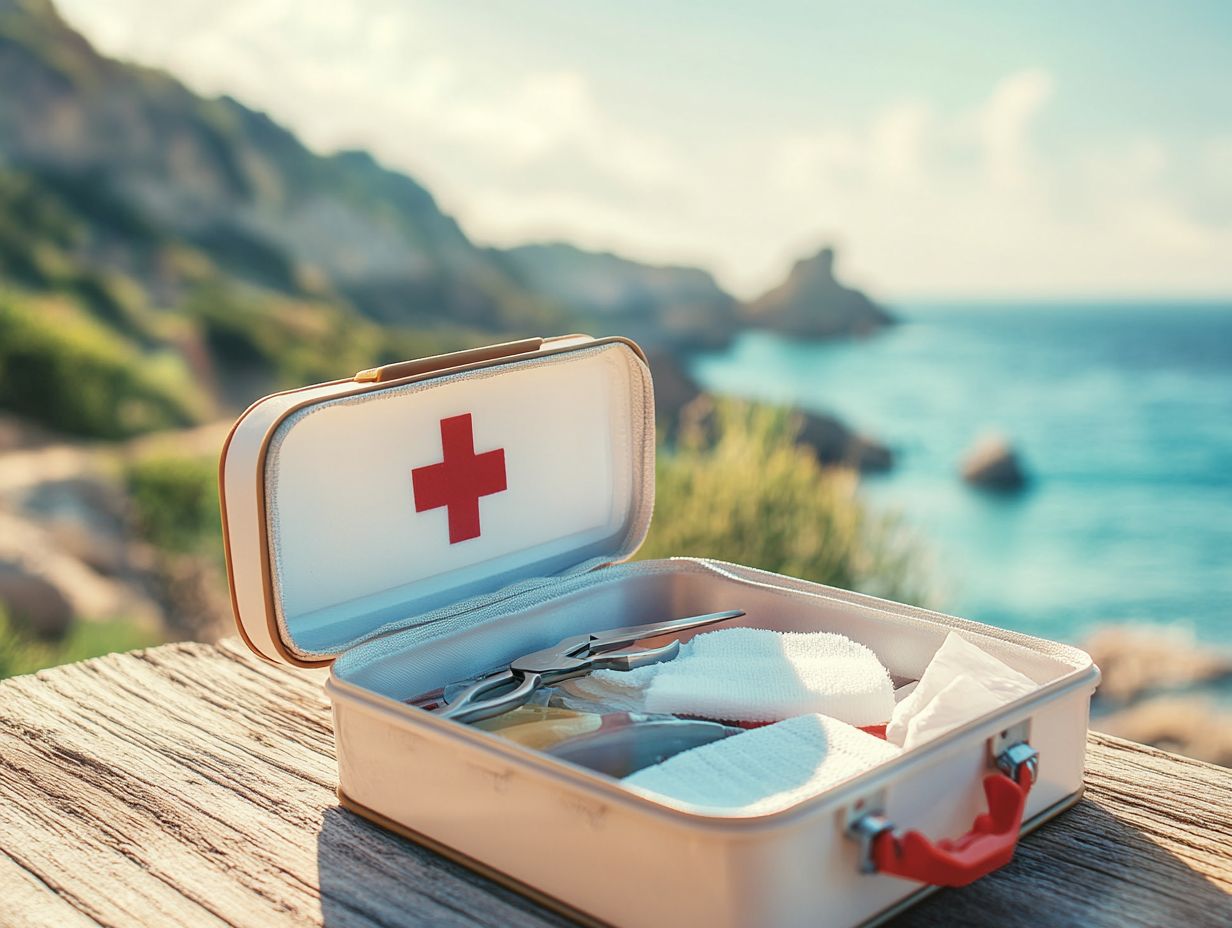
[960,435,1027,491]
[741,246,894,340]
[0,561,73,639]
[676,395,893,475]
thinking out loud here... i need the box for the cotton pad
[567,627,896,726]
[623,713,901,814]
[887,631,1039,750]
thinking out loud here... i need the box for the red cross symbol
[412,414,507,544]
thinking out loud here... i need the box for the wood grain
[0,641,1228,928]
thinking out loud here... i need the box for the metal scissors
[437,610,745,725]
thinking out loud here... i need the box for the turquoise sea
[692,302,1232,646]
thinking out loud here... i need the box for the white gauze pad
[624,713,901,814]
[887,631,1039,750]
[569,627,896,726]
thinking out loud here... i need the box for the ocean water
[691,302,1232,646]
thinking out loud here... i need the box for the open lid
[220,336,655,665]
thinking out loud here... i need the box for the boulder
[0,413,56,453]
[17,477,132,575]
[646,350,893,473]
[0,561,73,639]
[677,395,893,475]
[0,510,164,630]
[797,411,893,473]
[960,435,1027,491]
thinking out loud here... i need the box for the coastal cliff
[0,0,888,355]
[501,242,739,352]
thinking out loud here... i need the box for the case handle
[354,337,545,383]
[848,742,1038,888]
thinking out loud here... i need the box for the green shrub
[0,170,82,288]
[0,170,159,339]
[0,293,206,438]
[639,400,928,604]
[0,606,160,680]
[183,282,467,390]
[125,454,221,558]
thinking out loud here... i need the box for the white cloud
[869,103,931,187]
[50,1,1232,299]
[979,69,1054,190]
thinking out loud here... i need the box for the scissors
[437,610,745,725]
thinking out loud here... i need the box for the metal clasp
[990,718,1039,787]
[995,740,1040,787]
[847,811,893,874]
[842,788,889,874]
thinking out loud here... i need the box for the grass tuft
[639,399,929,605]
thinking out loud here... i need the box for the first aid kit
[219,334,1099,928]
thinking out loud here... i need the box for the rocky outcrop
[17,477,132,574]
[0,562,73,638]
[1096,697,1232,768]
[1084,625,1232,767]
[741,247,893,340]
[0,420,242,646]
[0,509,162,634]
[960,435,1027,491]
[1085,625,1232,705]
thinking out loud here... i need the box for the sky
[55,0,1232,301]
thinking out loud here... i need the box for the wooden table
[1,641,1229,927]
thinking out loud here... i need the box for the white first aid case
[219,334,1100,928]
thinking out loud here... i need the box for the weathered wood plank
[0,642,568,928]
[0,641,1228,928]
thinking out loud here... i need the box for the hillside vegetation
[0,0,918,679]
[0,158,477,433]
